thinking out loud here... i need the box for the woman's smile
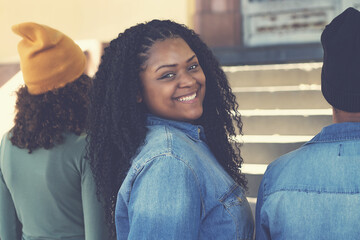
[175,92,197,102]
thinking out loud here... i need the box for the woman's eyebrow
[156,63,177,72]
[186,55,196,63]
[155,55,197,72]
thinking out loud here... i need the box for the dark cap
[321,7,360,112]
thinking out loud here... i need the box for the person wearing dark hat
[255,7,360,240]
[0,22,110,240]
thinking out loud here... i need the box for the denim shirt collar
[146,114,206,142]
[308,122,360,143]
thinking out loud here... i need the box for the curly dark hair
[87,19,245,236]
[10,74,91,153]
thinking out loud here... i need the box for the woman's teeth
[177,93,196,102]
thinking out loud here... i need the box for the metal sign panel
[241,0,360,47]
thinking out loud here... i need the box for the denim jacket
[256,122,360,240]
[115,115,254,240]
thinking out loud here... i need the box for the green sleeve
[0,136,21,240]
[80,156,110,240]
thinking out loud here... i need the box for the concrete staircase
[224,62,333,215]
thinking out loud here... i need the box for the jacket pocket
[219,183,254,240]
[219,183,245,208]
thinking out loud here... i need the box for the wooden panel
[194,0,241,47]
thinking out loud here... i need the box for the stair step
[226,62,327,203]
[241,142,306,164]
[245,173,263,198]
[233,135,312,164]
[246,197,257,219]
[242,163,268,175]
[225,62,322,87]
[241,113,332,135]
[240,109,332,116]
[234,89,329,109]
[237,135,313,143]
[242,164,270,198]
[242,164,268,198]
[232,84,320,92]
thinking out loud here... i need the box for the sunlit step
[238,110,332,135]
[234,135,311,165]
[234,90,329,109]
[246,196,257,219]
[242,164,269,199]
[242,163,268,175]
[224,62,322,72]
[239,109,332,116]
[232,84,321,93]
[225,62,322,88]
[234,134,313,143]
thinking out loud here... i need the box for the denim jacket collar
[307,122,360,143]
[146,114,206,142]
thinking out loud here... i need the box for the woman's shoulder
[131,125,172,166]
[137,125,198,161]
[127,125,205,184]
[121,126,202,195]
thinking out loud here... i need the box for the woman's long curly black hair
[10,75,91,153]
[87,19,245,236]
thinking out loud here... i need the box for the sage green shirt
[0,132,109,240]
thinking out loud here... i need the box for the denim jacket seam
[133,150,171,172]
[307,138,360,144]
[172,153,206,217]
[218,184,249,240]
[164,125,173,152]
[130,151,206,216]
[259,175,268,227]
[264,187,360,198]
[147,115,203,142]
[218,183,244,205]
[187,129,202,142]
[132,126,172,172]
[167,125,205,215]
[222,204,252,240]
[165,124,202,142]
[131,125,205,215]
[220,183,241,197]
[221,202,239,239]
[261,168,270,202]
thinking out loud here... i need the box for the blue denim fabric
[115,115,254,240]
[256,122,360,240]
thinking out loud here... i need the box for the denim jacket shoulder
[116,116,254,240]
[262,122,360,197]
[256,122,360,240]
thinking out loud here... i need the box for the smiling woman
[139,38,206,122]
[87,19,254,239]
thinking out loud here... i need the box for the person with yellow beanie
[0,22,110,240]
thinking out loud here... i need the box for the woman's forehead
[144,38,196,68]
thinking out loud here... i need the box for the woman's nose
[178,72,196,88]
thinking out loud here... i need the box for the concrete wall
[0,0,195,63]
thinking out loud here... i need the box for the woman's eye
[159,73,175,80]
[189,64,198,71]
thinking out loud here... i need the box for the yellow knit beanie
[11,22,87,95]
